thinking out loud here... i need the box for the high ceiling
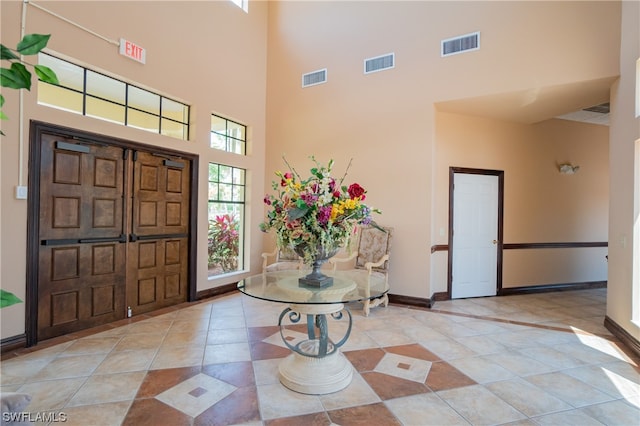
[435,76,616,126]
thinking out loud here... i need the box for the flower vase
[294,244,339,287]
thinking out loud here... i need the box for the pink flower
[317,206,332,225]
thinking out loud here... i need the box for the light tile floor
[1,288,639,425]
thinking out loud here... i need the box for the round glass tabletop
[237,269,388,305]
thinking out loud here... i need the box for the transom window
[208,163,246,276]
[210,114,246,155]
[37,53,190,141]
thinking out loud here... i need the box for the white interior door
[452,173,499,298]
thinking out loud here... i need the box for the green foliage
[208,214,240,273]
[0,289,22,308]
[1,34,59,135]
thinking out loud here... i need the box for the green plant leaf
[16,34,50,55]
[1,63,31,90]
[34,65,58,85]
[288,206,309,220]
[0,289,22,308]
[0,94,7,121]
[0,44,19,60]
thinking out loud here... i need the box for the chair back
[355,226,393,271]
[276,246,299,262]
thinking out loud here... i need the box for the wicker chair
[330,225,393,316]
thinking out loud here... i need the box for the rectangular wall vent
[441,31,480,57]
[302,68,327,88]
[364,53,395,74]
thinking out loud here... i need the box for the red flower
[280,172,294,187]
[348,183,366,200]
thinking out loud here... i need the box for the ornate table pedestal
[278,303,353,394]
[237,270,388,395]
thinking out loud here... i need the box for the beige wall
[265,1,618,299]
[0,0,269,338]
[432,113,609,293]
[1,0,634,343]
[608,0,640,341]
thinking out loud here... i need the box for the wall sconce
[559,163,580,174]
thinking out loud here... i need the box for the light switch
[15,186,28,200]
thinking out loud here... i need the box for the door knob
[492,240,498,244]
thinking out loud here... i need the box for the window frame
[37,52,190,141]
[207,162,246,277]
[210,113,247,155]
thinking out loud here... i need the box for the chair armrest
[261,248,278,271]
[329,251,358,271]
[364,254,389,272]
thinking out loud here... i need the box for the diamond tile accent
[188,386,207,397]
[374,353,432,383]
[155,373,237,417]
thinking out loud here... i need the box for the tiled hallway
[1,288,639,425]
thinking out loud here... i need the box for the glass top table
[236,269,389,305]
[236,269,388,395]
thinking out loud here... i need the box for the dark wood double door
[30,123,196,342]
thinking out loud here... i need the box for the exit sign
[119,38,146,64]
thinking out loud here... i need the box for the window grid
[208,163,246,277]
[210,113,247,155]
[37,53,190,141]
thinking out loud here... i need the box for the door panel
[37,134,126,340]
[38,243,125,340]
[452,173,499,299]
[35,130,193,341]
[127,151,189,314]
[126,238,188,313]
[132,151,189,238]
[39,136,124,241]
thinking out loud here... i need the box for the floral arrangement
[260,156,380,265]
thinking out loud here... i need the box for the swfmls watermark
[2,411,68,423]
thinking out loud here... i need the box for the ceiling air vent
[441,31,480,57]
[364,53,395,74]
[302,68,327,88]
[583,102,610,114]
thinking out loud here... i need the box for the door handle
[130,233,189,242]
[492,240,498,245]
[42,234,126,245]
